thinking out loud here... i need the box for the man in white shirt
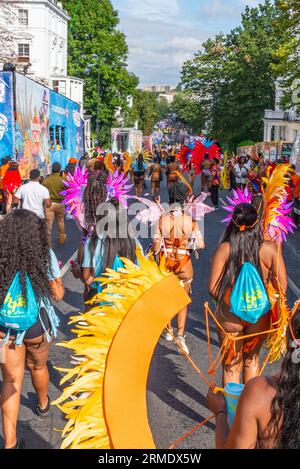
[13,169,51,218]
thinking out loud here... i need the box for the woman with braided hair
[209,203,287,386]
[153,182,205,355]
[83,171,108,234]
[70,171,108,304]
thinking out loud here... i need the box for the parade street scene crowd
[0,0,300,459]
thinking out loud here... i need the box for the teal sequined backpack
[0,272,39,345]
[230,262,271,324]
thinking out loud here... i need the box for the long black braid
[83,171,108,233]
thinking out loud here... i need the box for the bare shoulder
[243,376,277,408]
[215,241,230,257]
[260,241,278,261]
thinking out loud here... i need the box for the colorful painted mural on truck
[6,72,84,178]
[0,72,14,161]
[49,90,84,170]
[15,73,50,178]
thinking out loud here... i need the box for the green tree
[171,91,205,133]
[273,0,300,112]
[124,90,170,135]
[61,0,138,145]
[181,1,283,149]
[156,97,170,122]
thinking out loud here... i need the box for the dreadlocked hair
[89,198,136,271]
[168,181,188,205]
[215,203,262,304]
[266,311,300,448]
[0,209,52,304]
[83,171,108,233]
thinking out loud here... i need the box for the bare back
[209,240,287,332]
[224,376,279,449]
[158,211,195,250]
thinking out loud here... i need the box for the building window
[19,9,28,26]
[61,127,66,149]
[18,43,30,57]
[50,127,55,151]
[53,80,59,93]
[52,80,66,96]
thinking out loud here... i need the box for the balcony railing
[264,109,300,121]
[17,56,30,63]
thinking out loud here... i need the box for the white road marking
[60,250,78,277]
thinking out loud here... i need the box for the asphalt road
[0,175,299,449]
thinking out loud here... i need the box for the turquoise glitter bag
[230,262,271,324]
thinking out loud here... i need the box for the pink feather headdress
[222,187,253,224]
[61,166,89,229]
[61,168,133,230]
[106,170,133,209]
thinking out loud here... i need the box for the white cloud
[112,0,263,85]
[200,0,261,19]
[115,0,180,22]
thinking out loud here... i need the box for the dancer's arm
[192,221,205,250]
[209,242,229,299]
[207,379,260,449]
[271,243,287,293]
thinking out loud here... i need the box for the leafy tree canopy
[180,1,283,149]
[62,0,138,146]
[124,90,170,135]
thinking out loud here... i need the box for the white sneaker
[176,334,189,355]
[162,328,174,341]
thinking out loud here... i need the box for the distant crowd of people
[0,147,299,450]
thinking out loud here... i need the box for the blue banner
[49,91,84,169]
[0,72,14,161]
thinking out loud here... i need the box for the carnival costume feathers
[262,164,296,243]
[104,153,115,173]
[61,166,89,229]
[221,187,253,224]
[122,152,133,173]
[105,152,133,174]
[53,251,189,449]
[179,135,221,173]
[220,152,230,190]
[135,192,214,226]
[106,170,133,209]
[61,169,133,228]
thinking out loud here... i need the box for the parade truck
[111,128,143,155]
[0,71,84,178]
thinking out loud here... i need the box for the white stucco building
[264,81,300,142]
[1,0,84,109]
[143,85,177,104]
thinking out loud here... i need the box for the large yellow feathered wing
[53,252,190,449]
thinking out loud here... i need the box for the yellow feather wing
[53,251,172,449]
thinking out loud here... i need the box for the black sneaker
[37,396,50,417]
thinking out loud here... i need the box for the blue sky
[111,0,261,86]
